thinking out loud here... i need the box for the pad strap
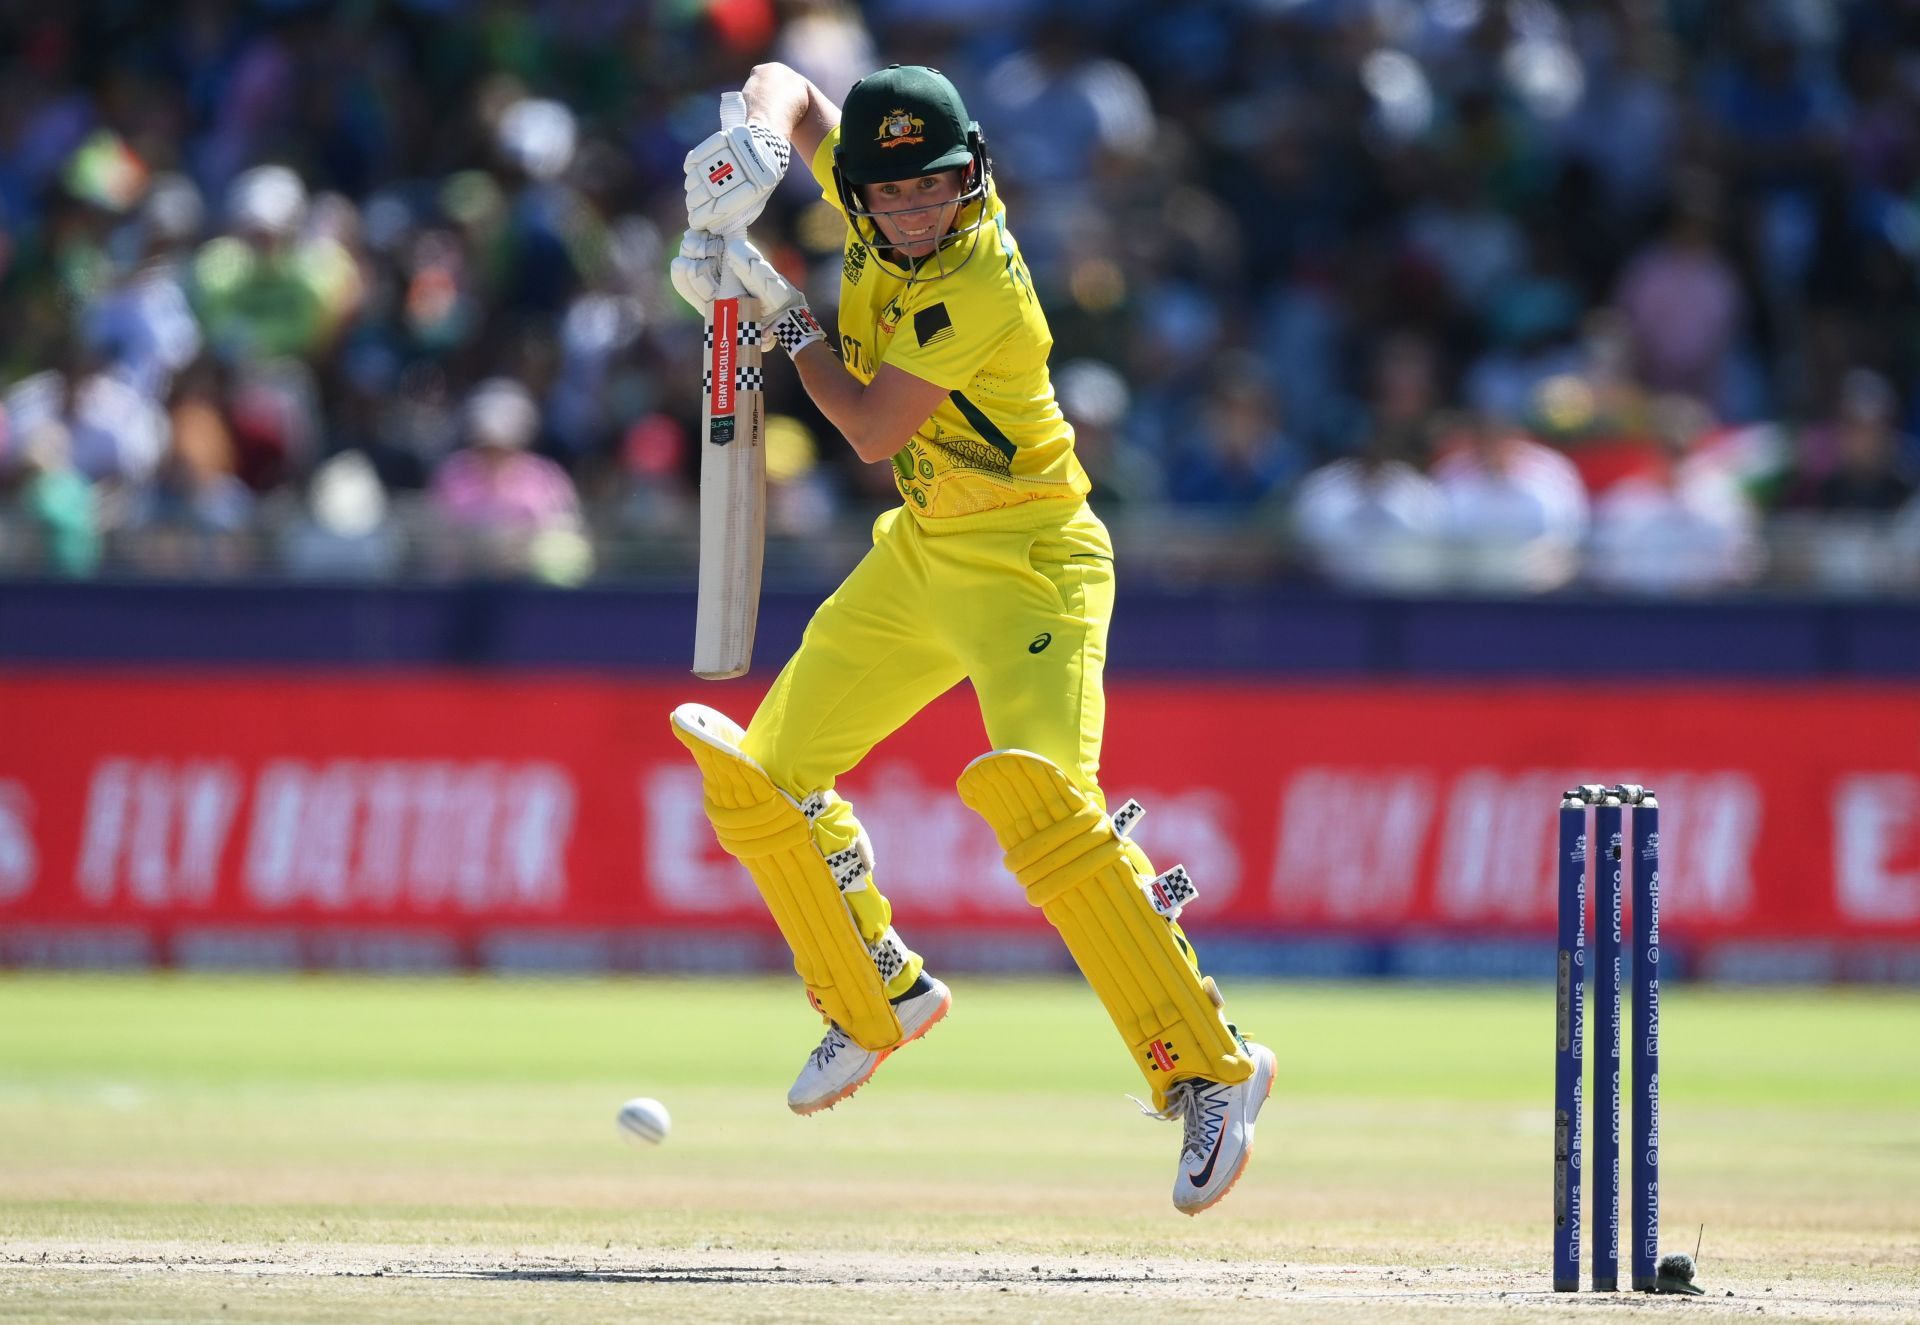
[1107,798,1198,918]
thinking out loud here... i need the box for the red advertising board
[2,674,1917,976]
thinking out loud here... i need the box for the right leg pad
[672,704,903,1051]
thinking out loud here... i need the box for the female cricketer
[669,61,1275,1214]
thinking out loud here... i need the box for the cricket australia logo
[877,109,925,148]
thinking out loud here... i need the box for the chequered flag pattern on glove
[770,306,825,356]
[749,122,792,174]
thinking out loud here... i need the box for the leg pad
[956,749,1251,1106]
[672,704,902,1050]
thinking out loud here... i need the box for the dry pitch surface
[1,975,1916,1323]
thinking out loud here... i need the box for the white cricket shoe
[787,973,951,1115]
[1153,1040,1277,1215]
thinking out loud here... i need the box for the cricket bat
[693,91,766,679]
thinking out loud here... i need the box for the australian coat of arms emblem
[877,109,925,147]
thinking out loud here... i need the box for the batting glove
[724,237,825,357]
[683,120,790,236]
[668,228,724,315]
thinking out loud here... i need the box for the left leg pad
[956,750,1252,1106]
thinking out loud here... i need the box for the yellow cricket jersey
[809,127,1089,526]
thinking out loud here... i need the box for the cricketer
[669,61,1275,1214]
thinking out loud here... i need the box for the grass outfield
[1,975,1916,1323]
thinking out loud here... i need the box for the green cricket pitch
[2,975,1916,1323]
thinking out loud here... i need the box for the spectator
[491,97,602,319]
[81,172,203,401]
[1054,358,1160,513]
[280,450,404,581]
[14,420,101,577]
[979,15,1154,282]
[1587,395,1762,595]
[1783,368,1918,513]
[1165,355,1301,510]
[773,0,880,106]
[1613,176,1744,410]
[1430,416,1590,592]
[428,377,585,579]
[1291,441,1444,593]
[118,369,257,577]
[1364,331,1447,471]
[192,166,358,363]
[3,347,169,486]
[1404,172,1524,323]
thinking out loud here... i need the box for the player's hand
[723,237,825,356]
[683,121,790,235]
[668,228,724,314]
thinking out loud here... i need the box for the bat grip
[715,91,752,278]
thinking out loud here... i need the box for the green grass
[1,975,1917,1323]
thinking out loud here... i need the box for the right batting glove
[724,237,825,356]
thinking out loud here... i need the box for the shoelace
[809,1024,852,1072]
[1130,1078,1231,1161]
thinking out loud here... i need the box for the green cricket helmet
[833,64,991,281]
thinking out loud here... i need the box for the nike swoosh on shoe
[1188,1111,1229,1187]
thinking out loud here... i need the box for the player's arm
[683,64,838,238]
[723,238,945,463]
[740,63,840,170]
[790,349,947,463]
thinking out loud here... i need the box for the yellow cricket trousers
[741,498,1116,994]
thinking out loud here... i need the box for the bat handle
[714,91,753,260]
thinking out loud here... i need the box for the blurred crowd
[1,0,1918,593]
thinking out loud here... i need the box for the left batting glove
[684,121,790,235]
[724,237,825,356]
